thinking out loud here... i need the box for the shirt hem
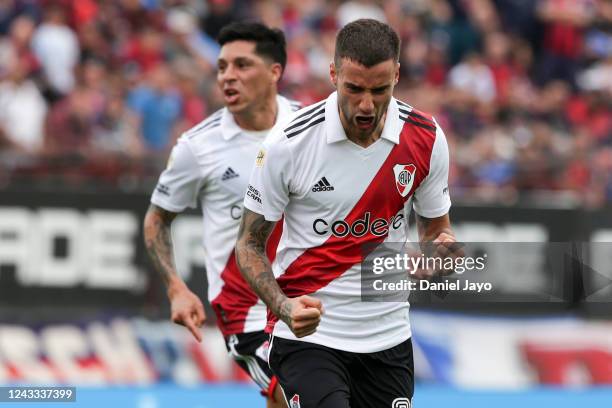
[150,197,191,213]
[414,202,451,219]
[272,328,412,353]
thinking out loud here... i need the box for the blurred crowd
[0,0,610,206]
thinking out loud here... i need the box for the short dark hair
[217,22,287,71]
[334,19,400,68]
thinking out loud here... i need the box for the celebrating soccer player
[144,22,299,408]
[236,19,457,407]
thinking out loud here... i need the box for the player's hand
[430,232,465,276]
[279,295,324,338]
[408,233,465,279]
[169,287,206,342]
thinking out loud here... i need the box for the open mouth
[223,89,240,104]
[355,116,374,129]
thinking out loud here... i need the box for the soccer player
[236,19,457,407]
[144,22,299,408]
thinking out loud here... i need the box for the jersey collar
[221,95,292,140]
[325,91,402,144]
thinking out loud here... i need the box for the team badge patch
[256,149,265,167]
[393,164,416,197]
[289,394,301,408]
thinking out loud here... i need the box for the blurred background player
[237,19,457,407]
[144,22,299,408]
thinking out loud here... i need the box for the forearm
[415,213,456,261]
[235,209,288,318]
[236,241,287,316]
[143,204,183,293]
[416,213,454,243]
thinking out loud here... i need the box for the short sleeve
[243,136,292,222]
[413,121,451,218]
[150,138,204,212]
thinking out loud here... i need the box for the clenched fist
[278,295,324,338]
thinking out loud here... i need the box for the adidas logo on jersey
[221,167,239,181]
[312,177,334,192]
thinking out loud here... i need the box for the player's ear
[394,62,400,85]
[270,62,283,83]
[330,61,337,88]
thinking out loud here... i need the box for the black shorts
[269,336,414,408]
[225,331,277,397]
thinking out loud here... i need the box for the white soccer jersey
[151,95,301,336]
[244,92,451,353]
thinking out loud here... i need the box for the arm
[143,204,205,341]
[235,209,322,338]
[415,213,463,276]
[411,120,462,275]
[415,213,454,244]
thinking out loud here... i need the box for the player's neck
[234,94,278,131]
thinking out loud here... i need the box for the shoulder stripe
[286,100,326,125]
[187,118,221,138]
[399,114,436,132]
[396,100,413,110]
[200,116,222,130]
[284,106,325,133]
[199,109,223,125]
[186,110,224,137]
[397,107,435,127]
[286,115,326,138]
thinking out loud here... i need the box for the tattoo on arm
[236,209,290,323]
[144,204,179,287]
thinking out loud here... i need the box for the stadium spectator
[448,52,497,105]
[336,0,386,26]
[483,31,514,105]
[165,8,218,72]
[127,63,183,153]
[92,90,143,159]
[578,55,612,95]
[77,19,115,64]
[0,14,38,78]
[428,0,481,65]
[536,0,595,86]
[121,27,166,73]
[173,59,208,128]
[0,0,40,35]
[118,0,164,33]
[44,85,98,157]
[31,5,79,99]
[199,0,243,39]
[0,52,46,153]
